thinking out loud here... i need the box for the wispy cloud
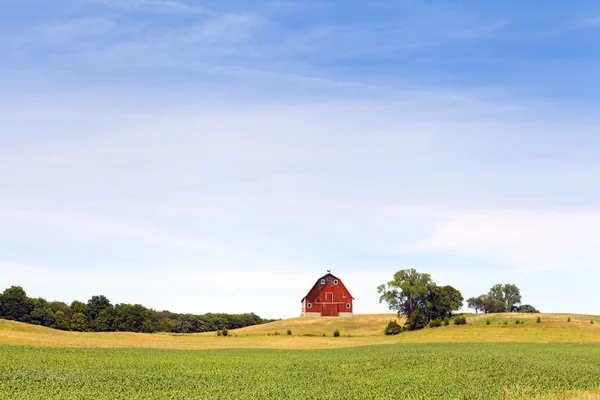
[91,0,215,15]
[414,210,600,272]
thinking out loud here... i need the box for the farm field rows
[1,343,600,399]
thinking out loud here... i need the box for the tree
[50,301,72,318]
[29,298,56,327]
[488,284,505,311]
[503,284,522,312]
[53,310,69,330]
[468,284,529,314]
[92,307,116,332]
[517,304,539,313]
[0,286,33,322]
[114,304,152,332]
[378,269,462,331]
[70,312,89,332]
[427,285,464,321]
[87,295,112,320]
[70,300,88,316]
[377,269,432,318]
[467,296,485,314]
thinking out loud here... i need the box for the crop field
[2,314,600,399]
[1,343,600,400]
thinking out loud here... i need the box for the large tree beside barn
[377,269,463,331]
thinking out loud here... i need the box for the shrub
[221,328,228,337]
[537,316,541,323]
[453,316,467,325]
[385,320,403,335]
[405,309,428,331]
[287,329,292,335]
[333,329,340,337]
[515,320,520,325]
[443,317,449,326]
[503,321,508,325]
[591,320,594,324]
[429,318,442,328]
[217,330,222,337]
[274,331,279,336]
[568,317,571,322]
[485,319,490,325]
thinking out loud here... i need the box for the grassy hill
[0,312,598,350]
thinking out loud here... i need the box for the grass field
[2,313,600,399]
[1,343,600,399]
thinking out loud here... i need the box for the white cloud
[416,210,600,272]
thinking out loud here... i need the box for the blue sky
[1,0,599,318]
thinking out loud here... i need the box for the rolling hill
[0,312,598,350]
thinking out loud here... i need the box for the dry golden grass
[1,312,598,350]
[542,388,600,399]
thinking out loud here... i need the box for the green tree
[53,310,69,330]
[503,284,522,312]
[378,269,462,331]
[517,304,539,313]
[427,285,463,321]
[377,269,432,318]
[114,304,152,332]
[70,300,88,316]
[0,286,33,322]
[29,298,56,327]
[70,312,89,332]
[50,301,71,318]
[87,295,112,320]
[467,296,485,314]
[469,284,526,313]
[92,307,116,332]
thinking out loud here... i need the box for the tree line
[467,284,539,314]
[0,286,274,333]
[378,269,539,332]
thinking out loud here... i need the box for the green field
[2,314,600,399]
[1,343,600,399]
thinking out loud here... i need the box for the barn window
[346,303,351,309]
[320,279,325,284]
[307,303,312,309]
[334,279,338,285]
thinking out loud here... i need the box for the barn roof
[300,273,355,302]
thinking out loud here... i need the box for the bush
[515,320,520,325]
[217,330,222,336]
[503,321,508,325]
[453,316,467,325]
[568,317,571,322]
[385,320,403,335]
[287,329,292,335]
[405,309,428,331]
[429,318,442,328]
[485,319,490,325]
[333,329,340,337]
[591,320,594,324]
[537,316,541,323]
[443,317,449,326]
[221,328,228,337]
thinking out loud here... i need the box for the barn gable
[300,273,354,317]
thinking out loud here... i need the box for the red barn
[300,272,354,317]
